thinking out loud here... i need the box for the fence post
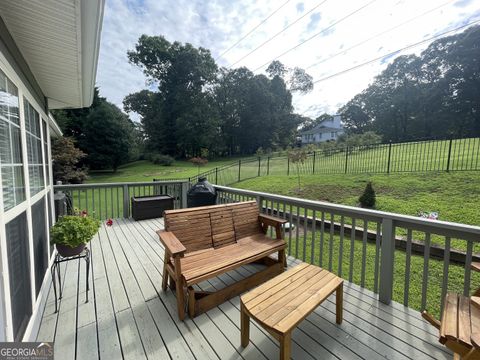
[238,160,241,182]
[215,167,218,184]
[312,151,316,174]
[344,147,349,174]
[267,157,270,175]
[180,182,189,209]
[122,184,130,218]
[387,142,392,174]
[379,218,395,304]
[287,157,290,176]
[446,138,453,172]
[258,157,261,177]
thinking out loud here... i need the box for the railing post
[379,218,395,304]
[122,184,130,218]
[446,138,453,172]
[256,195,263,213]
[258,157,261,177]
[387,142,392,173]
[312,151,316,174]
[287,157,290,176]
[344,147,349,174]
[267,157,270,175]
[215,167,218,184]
[238,160,241,182]
[180,181,189,208]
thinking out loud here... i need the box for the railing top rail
[214,185,480,240]
[54,180,188,190]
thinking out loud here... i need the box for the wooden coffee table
[240,263,343,360]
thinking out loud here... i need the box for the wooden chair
[422,262,480,360]
[157,201,288,320]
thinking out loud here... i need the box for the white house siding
[0,33,55,342]
[300,115,344,144]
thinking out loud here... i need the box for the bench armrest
[259,214,288,227]
[472,262,480,272]
[157,230,186,258]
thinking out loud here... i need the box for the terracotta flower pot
[56,243,86,257]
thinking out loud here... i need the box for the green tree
[79,102,135,171]
[51,137,88,184]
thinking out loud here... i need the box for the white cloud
[96,0,480,121]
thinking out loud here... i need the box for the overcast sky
[96,0,479,121]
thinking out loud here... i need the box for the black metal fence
[190,137,480,185]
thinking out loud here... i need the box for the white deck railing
[54,181,480,316]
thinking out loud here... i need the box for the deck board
[37,218,451,360]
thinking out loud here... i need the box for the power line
[305,0,455,70]
[311,19,480,85]
[215,0,291,62]
[229,0,329,68]
[253,0,377,72]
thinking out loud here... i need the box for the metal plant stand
[50,247,90,313]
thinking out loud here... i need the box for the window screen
[42,120,50,186]
[32,198,48,296]
[0,70,25,210]
[6,212,32,341]
[24,99,44,195]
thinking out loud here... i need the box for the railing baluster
[295,206,300,259]
[110,187,114,218]
[440,236,451,314]
[373,222,381,294]
[349,218,355,282]
[338,216,345,277]
[328,213,334,271]
[361,220,368,287]
[311,210,316,264]
[404,229,413,306]
[464,240,473,296]
[288,204,293,256]
[319,212,325,267]
[104,187,108,219]
[303,208,308,262]
[421,233,431,310]
[116,187,120,218]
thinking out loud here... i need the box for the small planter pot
[56,243,86,257]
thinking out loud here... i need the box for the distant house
[300,115,344,144]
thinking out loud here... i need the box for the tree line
[337,25,480,142]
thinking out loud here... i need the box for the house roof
[301,126,342,135]
[0,0,105,109]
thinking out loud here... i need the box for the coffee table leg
[241,302,250,348]
[280,332,291,360]
[336,282,343,324]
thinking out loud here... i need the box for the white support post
[181,182,189,209]
[379,218,396,304]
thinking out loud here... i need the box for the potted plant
[50,211,100,257]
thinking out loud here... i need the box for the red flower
[81,210,88,217]
[106,219,113,227]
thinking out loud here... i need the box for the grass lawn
[87,158,247,183]
[235,171,480,317]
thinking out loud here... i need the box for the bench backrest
[164,201,261,252]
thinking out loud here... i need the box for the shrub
[50,215,100,248]
[151,154,174,166]
[359,182,376,208]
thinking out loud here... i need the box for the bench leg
[174,257,185,320]
[162,253,169,291]
[279,332,291,360]
[279,249,287,268]
[336,282,343,325]
[241,302,250,348]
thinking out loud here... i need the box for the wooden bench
[422,262,480,360]
[157,200,287,320]
[240,263,343,360]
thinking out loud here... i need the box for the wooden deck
[37,218,452,360]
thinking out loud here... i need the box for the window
[24,99,44,195]
[6,212,32,341]
[319,133,322,139]
[32,198,48,295]
[331,132,335,138]
[0,70,25,211]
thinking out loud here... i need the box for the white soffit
[0,0,104,109]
